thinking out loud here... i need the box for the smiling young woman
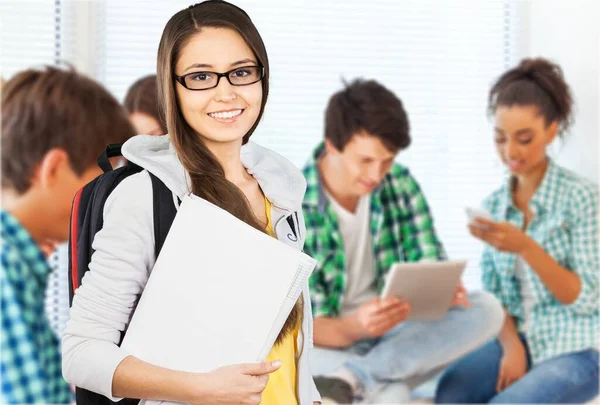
[62,2,320,405]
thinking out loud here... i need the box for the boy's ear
[324,138,340,156]
[34,148,70,189]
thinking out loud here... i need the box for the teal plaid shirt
[1,210,72,404]
[302,143,446,318]
[481,159,599,364]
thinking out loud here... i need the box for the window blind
[0,0,61,79]
[97,0,524,289]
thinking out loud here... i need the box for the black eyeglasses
[174,66,264,91]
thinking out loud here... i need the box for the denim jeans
[435,334,599,404]
[310,291,505,403]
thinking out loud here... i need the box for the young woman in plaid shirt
[436,58,599,404]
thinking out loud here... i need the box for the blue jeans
[310,291,505,403]
[435,335,600,404]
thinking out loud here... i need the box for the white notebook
[120,194,316,375]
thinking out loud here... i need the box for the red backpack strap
[69,188,84,292]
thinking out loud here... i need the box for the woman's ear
[35,148,70,190]
[545,121,559,145]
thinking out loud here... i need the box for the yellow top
[261,197,299,405]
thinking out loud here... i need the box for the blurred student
[1,66,135,403]
[302,78,505,404]
[124,74,167,135]
[436,58,599,404]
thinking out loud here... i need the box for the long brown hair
[157,1,300,344]
[124,74,167,134]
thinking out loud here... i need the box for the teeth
[208,109,242,119]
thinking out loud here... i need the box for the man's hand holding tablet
[381,261,468,321]
[350,297,412,339]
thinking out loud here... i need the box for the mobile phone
[465,207,493,227]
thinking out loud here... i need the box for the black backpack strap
[149,173,178,258]
[75,389,140,405]
[72,171,176,405]
[97,144,123,173]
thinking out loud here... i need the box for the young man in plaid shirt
[1,67,134,403]
[302,79,505,404]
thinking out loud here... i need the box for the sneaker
[314,376,355,404]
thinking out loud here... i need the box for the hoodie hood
[121,134,307,212]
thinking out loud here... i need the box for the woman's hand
[469,218,533,254]
[191,361,282,405]
[496,341,528,393]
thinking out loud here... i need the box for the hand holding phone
[465,207,493,227]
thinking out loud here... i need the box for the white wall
[527,0,600,184]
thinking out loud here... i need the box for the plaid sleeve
[1,262,49,403]
[480,246,505,303]
[398,171,446,261]
[305,239,337,318]
[308,256,343,318]
[565,184,600,316]
[298,209,335,318]
[303,209,340,318]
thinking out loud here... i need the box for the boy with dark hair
[1,66,135,403]
[303,79,505,403]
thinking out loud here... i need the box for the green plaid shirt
[481,159,599,364]
[1,210,72,404]
[302,143,446,318]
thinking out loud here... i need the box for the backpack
[68,144,178,405]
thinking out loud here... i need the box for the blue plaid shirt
[1,210,72,403]
[481,159,599,364]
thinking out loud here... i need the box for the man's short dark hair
[325,78,410,152]
[2,66,136,193]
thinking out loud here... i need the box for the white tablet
[381,260,467,321]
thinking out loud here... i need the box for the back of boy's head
[2,66,136,194]
[325,78,411,153]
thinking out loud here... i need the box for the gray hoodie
[62,134,320,404]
